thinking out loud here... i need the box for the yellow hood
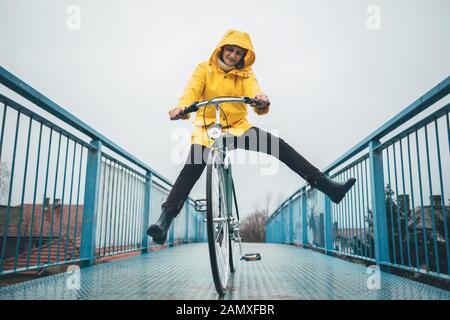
[209,29,256,71]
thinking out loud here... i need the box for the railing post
[284,207,288,243]
[195,213,199,243]
[194,213,200,242]
[200,214,205,243]
[141,171,152,254]
[185,201,189,243]
[302,189,308,246]
[275,214,278,243]
[288,200,294,244]
[369,140,390,269]
[280,209,284,243]
[80,139,102,267]
[324,193,333,254]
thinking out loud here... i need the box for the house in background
[0,199,83,272]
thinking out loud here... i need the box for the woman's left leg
[231,127,355,204]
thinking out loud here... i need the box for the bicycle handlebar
[180,96,264,116]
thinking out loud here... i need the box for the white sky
[1,0,449,217]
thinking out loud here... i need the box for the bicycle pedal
[240,253,261,261]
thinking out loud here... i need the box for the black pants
[162,126,321,214]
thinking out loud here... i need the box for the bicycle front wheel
[206,149,230,296]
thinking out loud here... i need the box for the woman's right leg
[161,143,209,214]
[148,144,209,244]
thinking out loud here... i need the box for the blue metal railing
[0,66,206,276]
[266,76,450,281]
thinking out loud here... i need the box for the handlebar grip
[244,97,263,107]
[180,101,199,116]
[243,96,253,104]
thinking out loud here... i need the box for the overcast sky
[1,0,449,217]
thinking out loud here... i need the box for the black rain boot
[308,173,356,204]
[147,206,178,245]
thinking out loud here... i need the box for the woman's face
[222,45,245,67]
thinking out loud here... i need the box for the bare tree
[240,193,277,242]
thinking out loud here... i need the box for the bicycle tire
[206,149,231,296]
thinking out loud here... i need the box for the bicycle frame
[182,96,263,295]
[202,98,250,258]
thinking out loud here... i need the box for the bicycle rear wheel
[206,149,230,296]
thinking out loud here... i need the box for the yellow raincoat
[177,29,270,148]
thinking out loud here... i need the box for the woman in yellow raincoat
[147,30,356,245]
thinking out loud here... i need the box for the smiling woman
[221,45,247,69]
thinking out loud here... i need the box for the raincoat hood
[209,29,256,71]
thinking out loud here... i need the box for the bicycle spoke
[215,223,224,243]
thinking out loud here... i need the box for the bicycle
[180,96,264,296]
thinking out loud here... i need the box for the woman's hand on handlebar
[252,94,270,109]
[168,107,188,120]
